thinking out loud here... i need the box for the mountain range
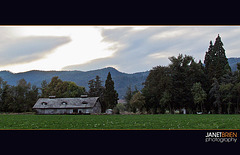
[0,67,149,99]
[228,57,240,72]
[0,57,239,99]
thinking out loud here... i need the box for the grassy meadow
[0,114,239,129]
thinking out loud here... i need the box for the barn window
[42,102,47,105]
[62,102,67,105]
[82,101,88,104]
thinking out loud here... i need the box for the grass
[0,114,239,129]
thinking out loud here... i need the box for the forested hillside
[228,57,240,72]
[0,67,149,99]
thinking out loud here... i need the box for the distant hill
[202,57,240,72]
[0,57,239,99]
[0,67,149,99]
[228,57,240,72]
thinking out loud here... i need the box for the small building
[117,99,127,104]
[32,96,101,114]
[105,109,113,114]
[181,108,186,114]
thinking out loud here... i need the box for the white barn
[32,96,101,114]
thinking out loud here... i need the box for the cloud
[0,36,71,66]
[63,26,240,73]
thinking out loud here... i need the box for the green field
[0,114,239,129]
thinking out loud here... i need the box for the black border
[0,17,240,25]
[1,16,240,149]
[0,129,239,150]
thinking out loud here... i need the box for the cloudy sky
[0,26,240,73]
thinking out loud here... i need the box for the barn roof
[33,97,99,109]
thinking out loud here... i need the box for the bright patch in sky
[0,26,240,73]
[0,26,115,73]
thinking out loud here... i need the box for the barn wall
[79,108,91,114]
[35,101,101,114]
[92,101,101,114]
[56,109,73,114]
[35,109,73,114]
[36,109,44,114]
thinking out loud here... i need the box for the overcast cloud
[0,28,71,67]
[63,26,240,73]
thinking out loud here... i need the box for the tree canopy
[41,76,86,98]
[141,34,239,114]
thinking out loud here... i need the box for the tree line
[0,78,38,112]
[0,71,118,113]
[124,35,240,114]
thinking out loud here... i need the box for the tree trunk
[218,105,222,114]
[169,104,174,114]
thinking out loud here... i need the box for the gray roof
[33,97,99,109]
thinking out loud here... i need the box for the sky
[0,26,240,73]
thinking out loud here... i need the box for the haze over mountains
[228,57,240,72]
[0,57,239,99]
[0,67,149,99]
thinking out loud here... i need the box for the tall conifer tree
[204,40,214,77]
[94,75,104,97]
[213,34,230,79]
[104,72,118,109]
[204,34,230,82]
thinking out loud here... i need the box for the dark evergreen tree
[88,75,106,112]
[88,79,96,97]
[88,76,104,97]
[94,75,104,97]
[204,35,230,83]
[204,41,214,78]
[26,85,39,112]
[104,72,118,109]
[213,34,231,79]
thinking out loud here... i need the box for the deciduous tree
[130,91,145,113]
[191,82,207,112]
